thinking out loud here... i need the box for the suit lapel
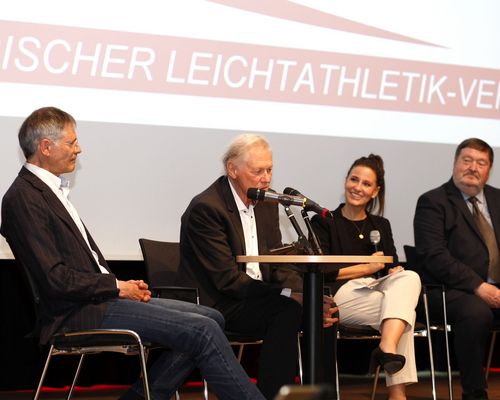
[219,177,246,258]
[21,168,99,266]
[445,179,484,243]
[484,185,500,249]
[254,203,273,281]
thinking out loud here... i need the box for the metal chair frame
[11,250,157,400]
[34,329,153,400]
[139,238,303,388]
[404,244,453,400]
[139,238,268,399]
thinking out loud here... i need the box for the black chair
[404,244,453,400]
[12,252,156,400]
[138,239,267,357]
[408,245,500,386]
[485,321,500,381]
[139,238,276,398]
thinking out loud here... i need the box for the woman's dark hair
[346,154,385,216]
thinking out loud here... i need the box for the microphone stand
[301,209,323,256]
[283,205,314,255]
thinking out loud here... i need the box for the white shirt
[228,180,291,297]
[25,163,110,275]
[228,180,262,280]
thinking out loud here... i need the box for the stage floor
[1,372,499,400]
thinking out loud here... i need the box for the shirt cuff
[280,287,291,297]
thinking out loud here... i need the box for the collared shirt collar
[25,163,69,196]
[228,178,253,212]
[461,189,486,204]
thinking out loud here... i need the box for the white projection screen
[1,1,500,260]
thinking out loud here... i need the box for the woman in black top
[311,154,421,400]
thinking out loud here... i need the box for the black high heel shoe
[369,346,406,374]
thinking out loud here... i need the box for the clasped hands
[118,279,152,302]
[291,292,339,328]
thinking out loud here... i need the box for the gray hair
[18,106,76,159]
[222,134,271,173]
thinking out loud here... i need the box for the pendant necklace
[350,219,367,239]
[342,207,367,239]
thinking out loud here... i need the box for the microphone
[247,188,305,208]
[283,187,332,219]
[369,230,381,252]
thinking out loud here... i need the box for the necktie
[469,196,500,282]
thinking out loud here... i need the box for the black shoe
[462,389,488,400]
[118,388,145,400]
[369,346,405,374]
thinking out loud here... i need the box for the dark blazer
[177,176,303,310]
[311,204,399,295]
[1,167,119,344]
[413,178,500,293]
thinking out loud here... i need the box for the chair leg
[370,365,380,400]
[335,360,340,400]
[203,380,209,400]
[423,292,438,400]
[237,344,245,363]
[441,289,453,400]
[66,354,85,400]
[34,345,55,400]
[138,346,151,400]
[297,334,303,385]
[486,331,497,381]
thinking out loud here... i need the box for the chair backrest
[139,238,180,287]
[7,243,42,337]
[403,245,420,273]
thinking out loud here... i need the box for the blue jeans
[100,298,264,400]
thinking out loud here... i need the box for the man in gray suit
[1,107,265,400]
[414,138,500,400]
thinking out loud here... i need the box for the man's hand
[290,291,303,305]
[118,280,152,302]
[290,292,338,327]
[475,282,500,308]
[323,295,339,328]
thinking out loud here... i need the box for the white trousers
[334,270,421,386]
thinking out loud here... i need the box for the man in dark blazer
[414,138,500,400]
[178,134,337,400]
[1,107,265,400]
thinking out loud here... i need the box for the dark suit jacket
[413,178,500,293]
[311,204,399,295]
[177,176,303,310]
[1,167,119,344]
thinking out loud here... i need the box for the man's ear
[227,161,238,179]
[39,138,52,157]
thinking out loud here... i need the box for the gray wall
[2,116,496,260]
